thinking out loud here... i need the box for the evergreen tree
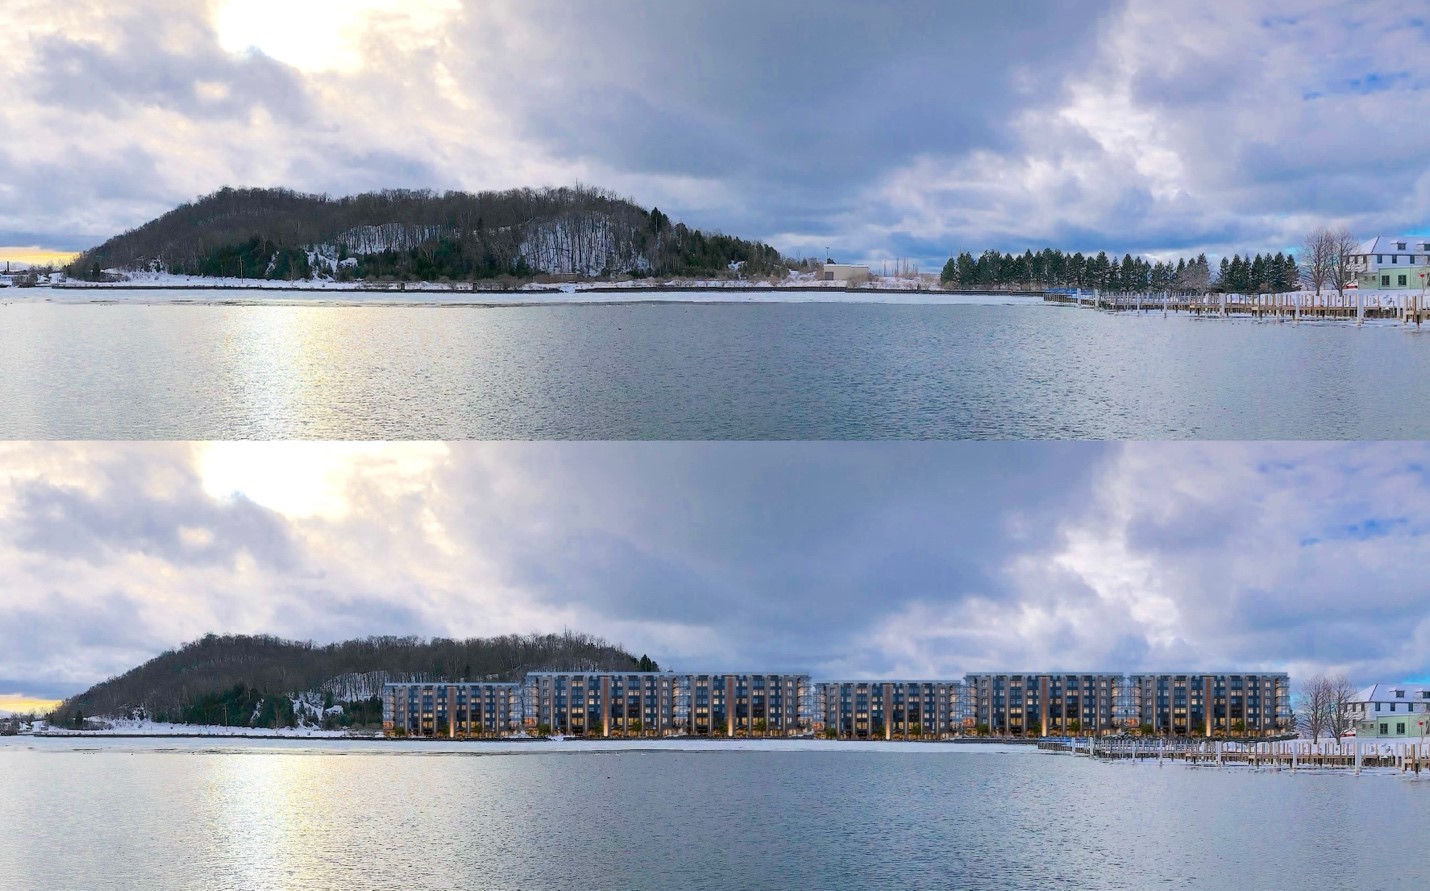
[955,252,976,286]
[940,257,957,284]
[1281,253,1300,291]
[1250,254,1267,292]
[1092,251,1110,289]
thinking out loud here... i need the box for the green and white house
[1351,236,1430,291]
[1351,683,1430,739]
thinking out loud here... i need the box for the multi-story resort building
[1128,673,1291,737]
[522,671,681,736]
[383,670,1293,739]
[1352,683,1430,739]
[520,672,811,737]
[683,673,811,736]
[382,681,523,737]
[965,674,1127,737]
[814,680,969,738]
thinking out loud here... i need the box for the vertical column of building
[726,676,737,737]
[1203,676,1214,737]
[1098,676,1106,734]
[1037,677,1049,737]
[543,676,554,735]
[600,676,610,738]
[879,683,890,740]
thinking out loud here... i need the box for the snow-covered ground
[2,271,1040,306]
[29,718,367,738]
[10,730,1032,755]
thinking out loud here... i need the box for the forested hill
[72,185,787,282]
[50,632,651,729]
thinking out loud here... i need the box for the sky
[3,441,1429,712]
[2,0,1428,268]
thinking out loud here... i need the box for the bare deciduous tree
[1297,673,1358,744]
[1329,227,1359,300]
[1300,227,1334,295]
[1325,674,1358,744]
[1297,676,1331,742]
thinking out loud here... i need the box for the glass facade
[383,671,1292,739]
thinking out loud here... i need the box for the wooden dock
[1038,737,1430,774]
[1044,289,1430,325]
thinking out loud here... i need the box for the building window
[1382,275,1392,287]
[1397,723,1406,734]
[1381,724,1389,735]
[1396,243,1406,251]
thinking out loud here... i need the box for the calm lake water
[3,737,1427,891]
[5,296,1430,439]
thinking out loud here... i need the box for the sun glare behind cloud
[211,0,458,72]
[196,442,448,519]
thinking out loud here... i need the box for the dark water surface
[4,298,1430,439]
[3,738,1425,891]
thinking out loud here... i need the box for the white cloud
[4,442,1430,700]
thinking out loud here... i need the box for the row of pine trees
[939,248,1301,293]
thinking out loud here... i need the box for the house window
[1396,690,1405,698]
[1396,242,1406,250]
[1382,275,1392,287]
[1376,702,1382,712]
[1397,723,1406,734]
[1377,255,1384,263]
[1381,723,1389,734]
[1399,275,1408,287]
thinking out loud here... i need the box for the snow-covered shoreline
[3,285,1043,307]
[9,731,1033,755]
[0,268,1046,306]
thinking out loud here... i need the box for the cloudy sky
[3,0,1427,267]
[3,441,1428,712]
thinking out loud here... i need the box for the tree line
[49,631,649,729]
[71,185,789,283]
[939,249,1215,292]
[939,248,1307,294]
